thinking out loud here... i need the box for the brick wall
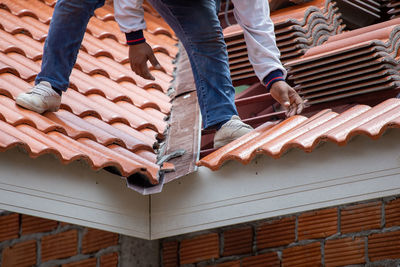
[0,212,119,267]
[161,195,400,267]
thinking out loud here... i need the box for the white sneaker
[213,115,253,148]
[16,81,61,113]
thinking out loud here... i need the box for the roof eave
[151,128,400,239]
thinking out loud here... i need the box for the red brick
[62,258,96,267]
[341,202,381,234]
[385,198,400,227]
[282,242,321,267]
[242,252,280,267]
[21,215,58,235]
[0,214,19,242]
[180,233,219,264]
[41,230,78,262]
[100,253,118,267]
[82,228,119,254]
[368,230,400,261]
[60,222,70,227]
[325,237,365,267]
[256,217,295,250]
[162,241,178,267]
[208,260,241,267]
[2,240,36,267]
[223,227,253,256]
[298,208,337,240]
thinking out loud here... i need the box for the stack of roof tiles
[286,19,400,105]
[335,0,382,29]
[0,0,177,188]
[383,0,400,19]
[199,0,400,166]
[223,0,345,85]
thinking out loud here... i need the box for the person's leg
[147,0,238,129]
[36,0,105,92]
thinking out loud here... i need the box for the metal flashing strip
[161,42,202,183]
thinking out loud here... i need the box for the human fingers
[148,51,162,70]
[291,91,305,115]
[128,43,156,80]
[139,62,155,80]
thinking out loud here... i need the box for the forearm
[231,0,286,87]
[114,0,147,44]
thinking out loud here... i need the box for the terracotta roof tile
[336,0,382,29]
[224,0,345,84]
[0,0,177,188]
[285,21,400,104]
[211,4,400,160]
[198,98,400,170]
[2,0,54,24]
[386,1,400,19]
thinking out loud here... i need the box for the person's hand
[270,80,305,117]
[129,42,162,80]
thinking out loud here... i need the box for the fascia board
[151,129,400,239]
[0,147,150,240]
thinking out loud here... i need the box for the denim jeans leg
[147,0,238,129]
[35,0,105,92]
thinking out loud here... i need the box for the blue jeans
[36,0,105,92]
[148,0,238,128]
[37,0,238,128]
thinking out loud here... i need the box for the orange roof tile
[0,0,177,188]
[198,98,400,170]
[200,8,400,165]
[223,0,345,85]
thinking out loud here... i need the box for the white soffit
[151,129,400,239]
[0,147,150,239]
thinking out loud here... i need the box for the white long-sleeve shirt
[113,0,286,82]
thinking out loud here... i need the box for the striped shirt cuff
[263,69,285,92]
[126,30,146,45]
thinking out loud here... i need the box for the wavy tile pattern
[386,0,400,19]
[223,0,345,85]
[0,0,177,185]
[335,0,382,29]
[286,20,400,104]
[198,98,400,170]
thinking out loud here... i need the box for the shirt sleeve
[114,0,147,44]
[231,0,287,82]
